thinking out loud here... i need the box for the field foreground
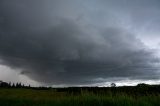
[0,85,160,106]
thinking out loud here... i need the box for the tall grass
[0,88,160,106]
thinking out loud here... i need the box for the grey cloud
[0,0,160,85]
[103,0,160,36]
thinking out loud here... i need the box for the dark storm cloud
[0,0,160,85]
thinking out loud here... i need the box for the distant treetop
[111,83,116,87]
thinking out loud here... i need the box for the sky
[0,0,160,87]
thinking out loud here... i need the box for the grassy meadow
[0,85,160,106]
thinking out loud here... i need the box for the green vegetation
[0,85,160,106]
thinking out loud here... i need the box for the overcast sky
[0,0,160,86]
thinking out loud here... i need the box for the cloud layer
[0,0,160,85]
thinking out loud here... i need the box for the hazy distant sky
[0,0,160,86]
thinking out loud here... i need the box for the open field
[0,85,160,106]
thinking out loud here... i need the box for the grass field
[0,86,160,106]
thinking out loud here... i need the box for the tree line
[0,80,30,88]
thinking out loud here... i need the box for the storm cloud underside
[0,0,160,85]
